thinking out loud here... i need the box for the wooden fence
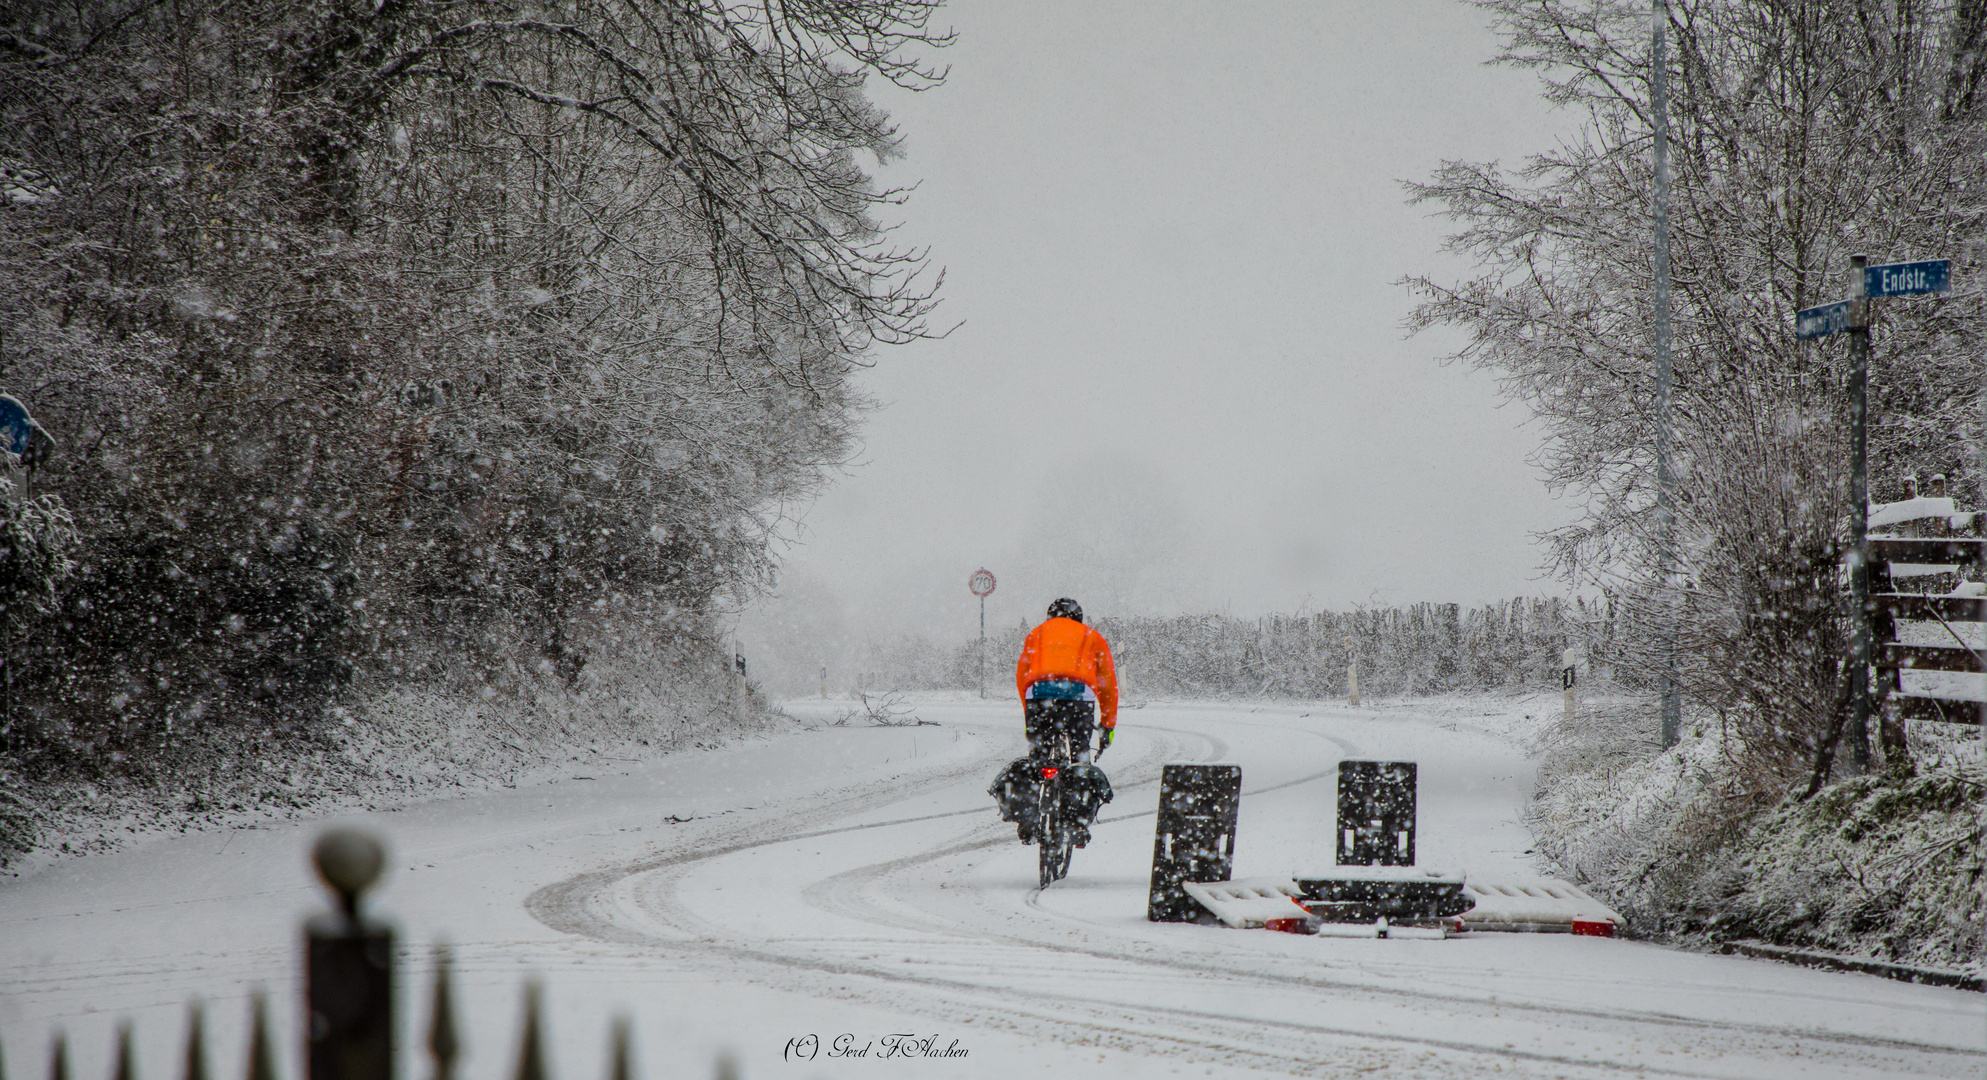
[1869,495,1986,742]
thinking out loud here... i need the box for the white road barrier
[1458,878,1625,935]
[1180,877,1315,930]
[1183,870,1625,939]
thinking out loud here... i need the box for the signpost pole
[1653,0,1681,749]
[1846,254,1872,775]
[968,569,997,700]
[1792,256,1948,782]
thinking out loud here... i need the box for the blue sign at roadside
[0,394,31,456]
[1865,260,1949,298]
[1795,300,1853,340]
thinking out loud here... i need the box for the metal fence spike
[427,946,459,1080]
[48,1031,68,1080]
[245,993,276,1080]
[182,1003,207,1080]
[511,983,547,1080]
[113,1024,135,1080]
[605,1018,629,1080]
[713,1053,737,1080]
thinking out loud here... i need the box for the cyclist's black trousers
[1024,698,1095,760]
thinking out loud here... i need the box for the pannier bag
[989,758,1036,822]
[989,759,1115,825]
[1060,762,1114,821]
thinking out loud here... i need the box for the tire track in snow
[527,709,1984,1078]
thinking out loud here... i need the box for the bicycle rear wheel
[1037,774,1074,888]
[1031,729,1076,889]
[1038,814,1072,887]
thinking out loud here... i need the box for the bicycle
[990,720,1111,889]
[1024,725,1114,888]
[1030,730,1079,888]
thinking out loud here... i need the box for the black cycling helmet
[1047,597,1083,623]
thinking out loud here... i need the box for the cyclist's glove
[1096,728,1114,758]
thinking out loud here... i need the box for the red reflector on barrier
[1571,919,1616,937]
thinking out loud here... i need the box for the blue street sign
[1865,259,1949,298]
[1795,300,1853,340]
[0,394,31,455]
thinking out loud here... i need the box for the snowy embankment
[5,692,1983,1079]
[0,649,776,875]
[1528,694,1986,974]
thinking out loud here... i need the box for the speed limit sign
[969,568,996,597]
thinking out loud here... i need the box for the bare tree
[0,0,950,773]
[1406,0,1987,783]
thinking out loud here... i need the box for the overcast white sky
[739,1,1584,681]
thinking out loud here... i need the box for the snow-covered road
[4,696,1983,1079]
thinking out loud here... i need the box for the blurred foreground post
[307,830,392,1080]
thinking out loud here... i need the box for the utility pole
[1979,318,1987,970]
[1653,0,1681,748]
[1846,253,1872,774]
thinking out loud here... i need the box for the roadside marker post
[1560,644,1584,727]
[1345,635,1360,707]
[1794,256,1951,772]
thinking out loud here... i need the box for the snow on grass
[0,653,787,877]
[1528,692,1987,972]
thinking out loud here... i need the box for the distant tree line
[1094,599,1609,698]
[0,1,948,777]
[851,597,1611,699]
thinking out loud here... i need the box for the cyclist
[1016,597,1118,762]
[1009,599,1120,853]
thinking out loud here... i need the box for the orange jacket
[1015,617,1119,728]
